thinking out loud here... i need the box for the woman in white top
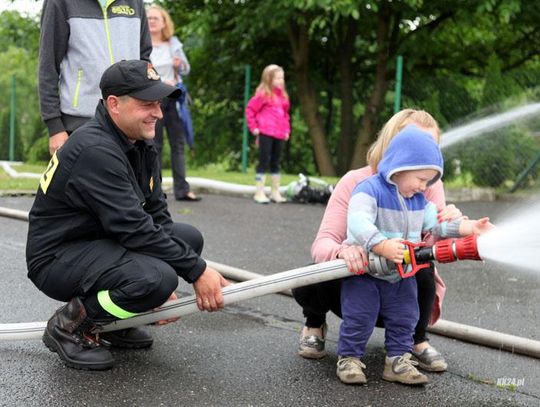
[147,5,200,201]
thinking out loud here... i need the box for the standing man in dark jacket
[39,0,152,155]
[27,60,229,371]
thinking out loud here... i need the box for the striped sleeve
[347,182,386,251]
[424,201,462,238]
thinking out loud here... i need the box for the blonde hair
[255,64,289,99]
[147,5,175,41]
[366,109,441,172]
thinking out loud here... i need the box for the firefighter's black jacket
[26,101,206,284]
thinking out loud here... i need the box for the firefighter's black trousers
[33,223,203,320]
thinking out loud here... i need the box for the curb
[444,187,497,202]
[0,161,508,202]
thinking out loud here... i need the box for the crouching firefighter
[26,60,229,370]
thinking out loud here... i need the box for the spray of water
[440,102,540,149]
[477,202,540,274]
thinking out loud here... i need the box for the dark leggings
[292,264,436,344]
[33,223,203,321]
[256,134,284,174]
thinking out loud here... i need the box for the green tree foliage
[481,54,521,108]
[0,10,40,53]
[0,11,42,161]
[158,0,540,176]
[2,2,540,190]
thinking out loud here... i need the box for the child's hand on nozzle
[459,217,494,236]
[374,238,406,264]
[471,217,494,235]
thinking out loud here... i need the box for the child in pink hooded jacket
[246,64,290,204]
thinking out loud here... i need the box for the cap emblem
[147,64,160,81]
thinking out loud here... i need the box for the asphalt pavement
[0,193,538,406]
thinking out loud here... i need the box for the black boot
[42,298,114,371]
[100,327,153,349]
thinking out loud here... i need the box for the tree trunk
[287,19,336,176]
[336,16,357,174]
[350,5,392,170]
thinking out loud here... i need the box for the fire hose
[0,206,539,359]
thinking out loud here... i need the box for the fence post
[9,74,16,161]
[509,151,540,193]
[241,64,251,173]
[393,55,403,114]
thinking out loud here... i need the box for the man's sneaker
[100,327,153,349]
[336,356,367,384]
[382,353,428,385]
[412,346,447,372]
[298,324,327,359]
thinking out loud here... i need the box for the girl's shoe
[254,177,270,203]
[298,324,327,359]
[270,174,287,203]
[411,346,447,372]
[254,189,270,203]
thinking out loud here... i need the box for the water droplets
[477,201,540,274]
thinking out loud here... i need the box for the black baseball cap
[100,59,182,101]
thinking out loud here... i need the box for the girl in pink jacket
[246,64,290,204]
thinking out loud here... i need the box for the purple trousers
[338,274,419,358]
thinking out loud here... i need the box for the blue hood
[378,125,443,186]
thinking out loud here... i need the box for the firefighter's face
[109,96,163,142]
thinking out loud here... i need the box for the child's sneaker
[412,346,447,372]
[336,356,367,384]
[382,353,428,385]
[298,324,327,359]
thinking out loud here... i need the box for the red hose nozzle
[454,234,482,261]
[433,234,482,263]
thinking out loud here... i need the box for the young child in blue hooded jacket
[336,125,492,386]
